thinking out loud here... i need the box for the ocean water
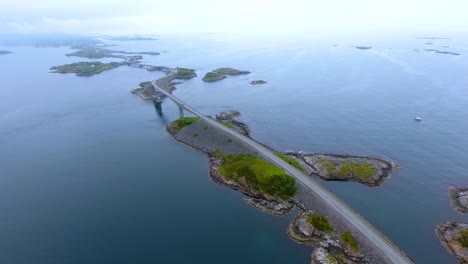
[0,33,467,263]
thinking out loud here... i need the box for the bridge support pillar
[178,106,184,118]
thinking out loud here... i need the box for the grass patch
[338,162,376,179]
[221,122,234,129]
[307,213,334,233]
[218,154,296,199]
[170,117,200,133]
[340,231,359,253]
[317,158,338,174]
[326,253,338,264]
[139,81,151,88]
[214,148,223,157]
[275,153,306,173]
[456,229,468,248]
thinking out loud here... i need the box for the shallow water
[1,34,467,263]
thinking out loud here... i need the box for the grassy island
[214,67,251,75]
[202,72,226,82]
[50,61,122,76]
[316,157,377,179]
[169,117,200,133]
[0,50,12,55]
[176,68,197,79]
[219,154,296,199]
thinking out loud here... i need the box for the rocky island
[214,67,251,75]
[288,212,365,264]
[285,153,397,187]
[50,61,123,76]
[354,46,373,50]
[202,67,251,82]
[436,222,468,263]
[250,80,267,85]
[449,187,468,214]
[202,71,226,82]
[0,50,12,55]
[215,110,250,136]
[175,67,197,79]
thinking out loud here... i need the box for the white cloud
[0,0,467,35]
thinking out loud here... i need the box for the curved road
[152,73,413,264]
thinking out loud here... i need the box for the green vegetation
[326,253,338,264]
[307,213,334,234]
[227,138,233,142]
[193,133,198,137]
[130,87,144,94]
[176,68,197,79]
[50,61,122,76]
[221,122,234,129]
[202,72,226,82]
[338,162,376,179]
[214,67,251,75]
[218,154,296,199]
[204,126,208,130]
[340,231,359,253]
[214,148,223,157]
[456,229,468,248]
[139,81,152,88]
[275,153,306,173]
[317,158,338,174]
[170,117,200,133]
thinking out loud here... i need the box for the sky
[0,0,467,35]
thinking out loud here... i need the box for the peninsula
[0,50,12,55]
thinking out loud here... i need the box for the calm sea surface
[0,33,467,263]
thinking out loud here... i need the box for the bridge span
[151,72,413,264]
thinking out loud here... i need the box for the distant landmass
[102,36,158,41]
[0,50,12,55]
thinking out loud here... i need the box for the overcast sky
[0,0,467,35]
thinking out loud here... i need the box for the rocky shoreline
[449,187,468,214]
[436,222,468,263]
